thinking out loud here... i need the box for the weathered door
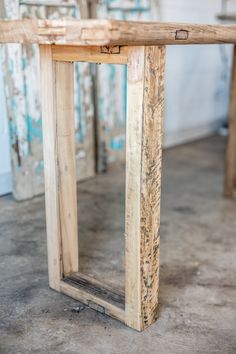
[1,0,95,200]
[96,0,157,170]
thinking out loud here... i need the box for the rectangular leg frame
[40,44,165,331]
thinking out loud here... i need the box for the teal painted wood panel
[2,0,95,200]
[96,0,154,170]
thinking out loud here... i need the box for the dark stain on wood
[64,273,125,310]
[12,136,21,167]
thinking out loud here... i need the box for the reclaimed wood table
[1,19,236,331]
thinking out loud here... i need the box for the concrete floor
[0,135,236,354]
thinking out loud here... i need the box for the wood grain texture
[109,21,236,45]
[55,61,79,275]
[140,45,165,329]
[125,45,165,331]
[0,19,113,45]
[40,44,61,290]
[40,47,79,290]
[224,45,236,198]
[2,3,95,201]
[125,46,144,331]
[64,272,125,309]
[52,45,128,64]
[1,19,236,45]
[60,280,125,323]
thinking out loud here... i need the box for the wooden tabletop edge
[1,19,236,45]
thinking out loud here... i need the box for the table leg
[225,45,236,198]
[40,43,165,331]
[125,46,166,331]
[40,45,79,290]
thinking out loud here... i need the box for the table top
[0,19,236,46]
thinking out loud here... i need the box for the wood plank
[60,280,125,323]
[109,21,236,45]
[64,272,125,309]
[140,45,165,329]
[2,19,236,45]
[0,19,112,45]
[40,45,61,290]
[225,45,236,197]
[52,45,128,64]
[55,61,79,275]
[125,46,144,331]
[125,45,165,331]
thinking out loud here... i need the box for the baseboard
[163,120,223,149]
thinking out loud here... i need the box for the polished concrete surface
[0,135,236,353]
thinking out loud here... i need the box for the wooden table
[1,19,236,331]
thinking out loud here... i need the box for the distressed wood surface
[95,3,151,171]
[125,46,144,331]
[60,280,125,323]
[140,45,165,329]
[64,272,125,309]
[52,45,128,64]
[125,45,165,331]
[1,1,95,200]
[40,45,80,289]
[55,61,79,276]
[225,45,236,198]
[40,44,61,290]
[1,19,236,45]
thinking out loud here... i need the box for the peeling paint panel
[2,0,95,200]
[96,0,153,168]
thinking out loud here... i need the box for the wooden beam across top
[1,19,236,46]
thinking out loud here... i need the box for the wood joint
[100,45,121,54]
[52,45,127,64]
[175,29,189,40]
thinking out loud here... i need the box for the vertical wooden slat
[125,45,166,331]
[40,45,79,291]
[140,45,165,329]
[125,46,144,331]
[40,44,61,290]
[224,45,236,198]
[55,61,79,276]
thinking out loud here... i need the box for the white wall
[0,49,12,195]
[155,0,233,147]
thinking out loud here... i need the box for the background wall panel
[160,0,232,147]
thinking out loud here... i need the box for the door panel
[2,0,95,200]
[0,48,12,196]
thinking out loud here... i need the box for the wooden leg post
[40,44,165,331]
[40,45,79,289]
[125,46,166,330]
[225,45,236,198]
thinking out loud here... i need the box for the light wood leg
[225,45,236,198]
[54,61,79,276]
[125,46,166,331]
[40,43,165,331]
[40,45,79,290]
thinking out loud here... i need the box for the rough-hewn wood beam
[1,19,236,45]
